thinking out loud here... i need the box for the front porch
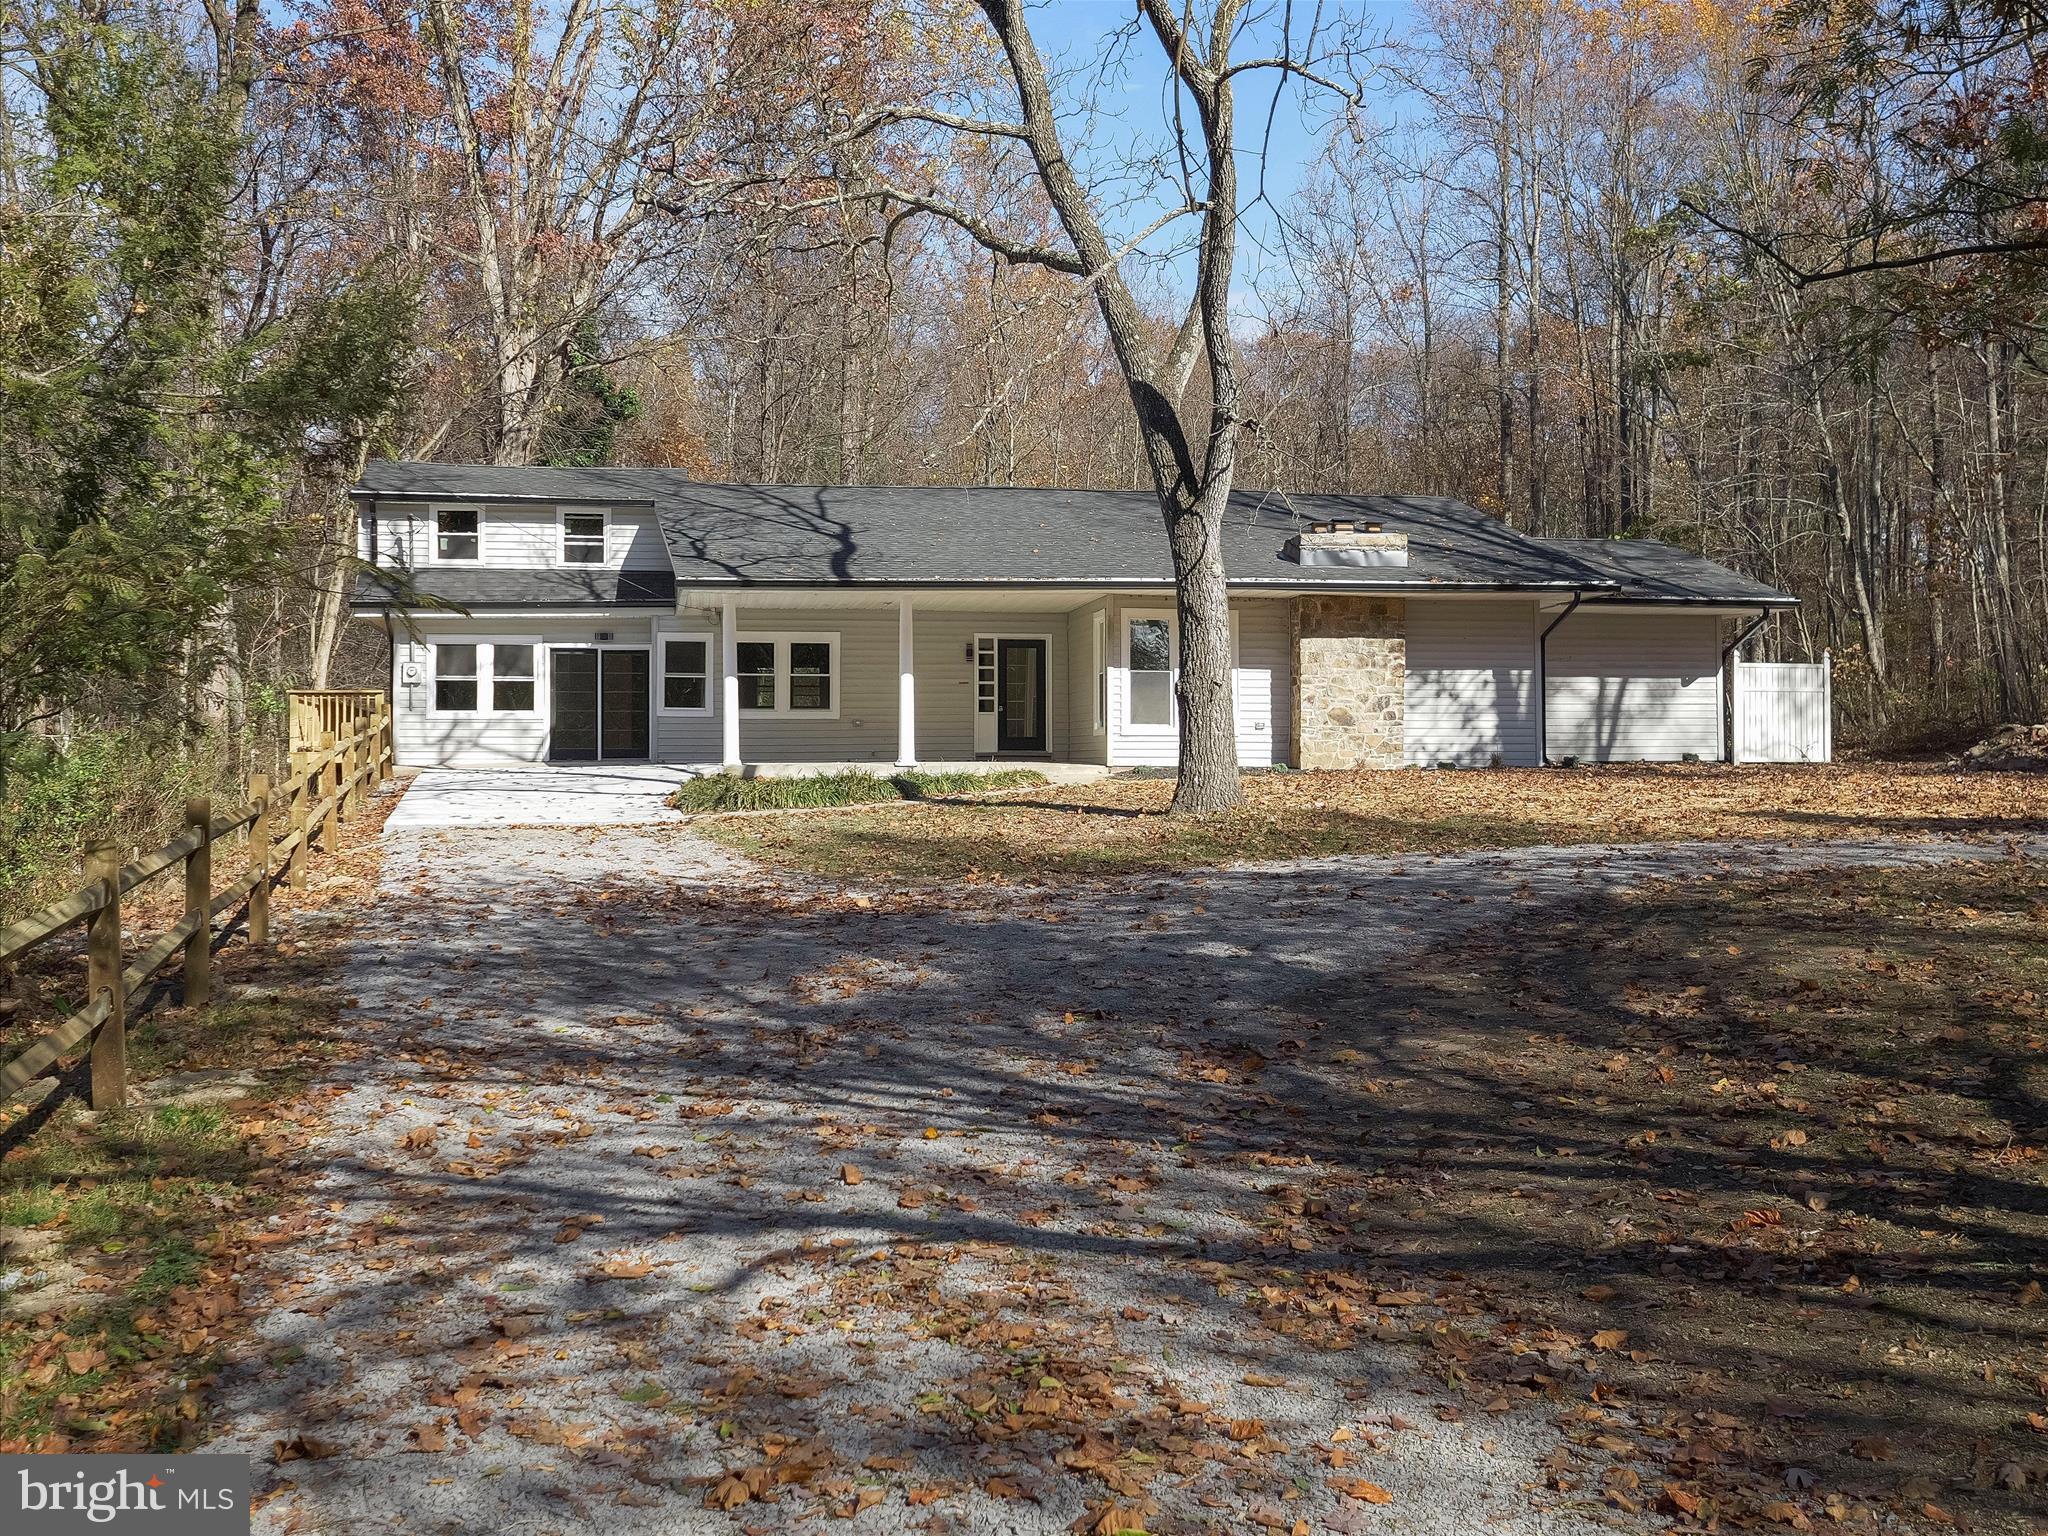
[671,587,1298,774]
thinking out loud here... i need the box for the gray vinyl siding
[655,606,1081,765]
[368,501,667,571]
[911,611,1071,760]
[392,615,658,767]
[728,608,896,761]
[1544,610,1724,762]
[651,616,722,762]
[1403,598,1542,767]
[659,607,1073,764]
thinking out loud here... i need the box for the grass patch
[703,762,2046,882]
[670,767,1047,813]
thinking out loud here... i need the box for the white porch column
[720,596,741,770]
[896,597,917,767]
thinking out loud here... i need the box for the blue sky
[1015,0,1424,314]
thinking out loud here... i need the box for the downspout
[1536,592,1586,766]
[1719,608,1770,764]
[1720,608,1769,666]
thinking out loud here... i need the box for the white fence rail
[1734,651,1832,763]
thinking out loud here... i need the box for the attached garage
[1542,609,1724,762]
[1404,598,1541,766]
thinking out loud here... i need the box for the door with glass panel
[549,647,649,761]
[995,640,1047,752]
[972,636,1048,755]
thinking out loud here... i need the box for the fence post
[249,771,271,946]
[183,796,212,1009]
[1730,657,1744,766]
[342,728,360,820]
[1821,649,1833,764]
[378,697,393,783]
[288,752,310,891]
[314,731,335,851]
[329,729,345,823]
[85,840,126,1111]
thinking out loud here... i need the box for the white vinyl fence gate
[1733,651,1833,763]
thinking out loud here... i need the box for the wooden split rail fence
[0,693,394,1111]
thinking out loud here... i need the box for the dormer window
[561,508,608,564]
[435,507,481,562]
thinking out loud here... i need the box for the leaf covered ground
[702,764,2045,882]
[0,782,397,1452]
[168,815,2048,1536]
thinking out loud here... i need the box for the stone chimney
[1289,518,1409,568]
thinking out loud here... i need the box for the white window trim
[428,503,485,566]
[428,635,541,716]
[657,630,714,717]
[1091,611,1106,735]
[558,504,612,567]
[735,631,840,718]
[1121,609,1177,734]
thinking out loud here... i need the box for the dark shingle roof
[346,463,1797,608]
[655,485,1575,588]
[352,567,675,609]
[654,483,1793,602]
[1533,538,1794,606]
[351,461,688,506]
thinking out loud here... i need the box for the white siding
[1233,599,1291,768]
[1105,596,1289,769]
[1404,598,1541,767]
[1544,610,1723,762]
[369,501,667,571]
[1067,602,1110,766]
[392,616,658,767]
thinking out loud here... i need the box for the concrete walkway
[383,765,689,830]
[384,762,1116,832]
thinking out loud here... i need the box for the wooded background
[3,0,2043,854]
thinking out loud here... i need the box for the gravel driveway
[208,824,2042,1534]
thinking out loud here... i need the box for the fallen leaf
[1334,1478,1393,1504]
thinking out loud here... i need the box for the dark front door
[996,639,1047,753]
[550,648,648,762]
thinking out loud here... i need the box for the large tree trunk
[1167,486,1239,814]
[491,331,547,465]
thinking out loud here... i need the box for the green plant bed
[669,767,1047,813]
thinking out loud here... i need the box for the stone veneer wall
[1292,596,1407,769]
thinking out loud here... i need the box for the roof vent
[1290,518,1409,568]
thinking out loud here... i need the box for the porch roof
[353,566,676,608]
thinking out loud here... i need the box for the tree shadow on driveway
[210,831,2048,1535]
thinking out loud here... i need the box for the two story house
[350,462,1797,772]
